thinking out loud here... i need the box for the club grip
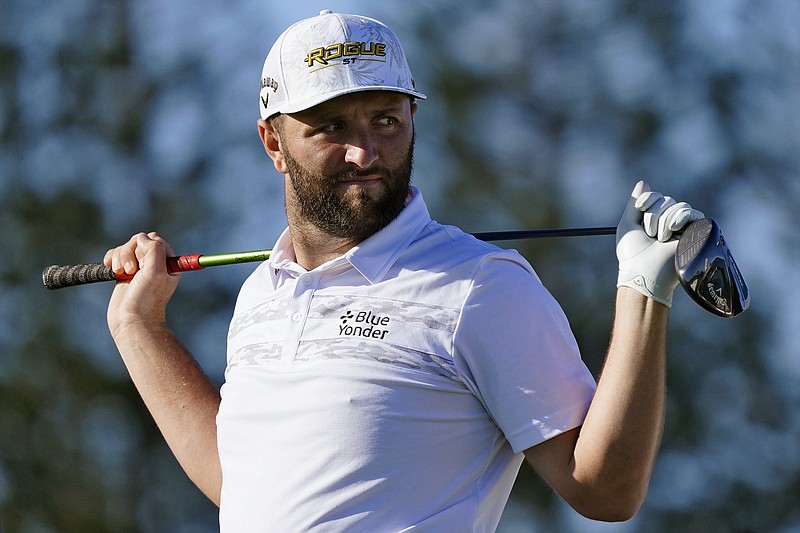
[42,263,124,290]
[42,254,203,290]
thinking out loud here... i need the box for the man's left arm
[525,288,667,521]
[524,181,703,521]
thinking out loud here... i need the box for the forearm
[572,287,667,516]
[112,320,222,505]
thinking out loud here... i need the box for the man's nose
[343,129,379,168]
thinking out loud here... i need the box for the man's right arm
[105,232,222,505]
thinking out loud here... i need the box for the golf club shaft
[41,225,617,290]
[473,226,616,240]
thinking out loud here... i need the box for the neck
[287,215,362,271]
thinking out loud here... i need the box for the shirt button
[291,312,302,322]
[303,277,312,286]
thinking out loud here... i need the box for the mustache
[335,166,391,181]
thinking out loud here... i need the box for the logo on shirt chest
[339,310,391,340]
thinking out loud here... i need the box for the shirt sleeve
[452,251,597,454]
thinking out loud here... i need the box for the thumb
[617,180,650,238]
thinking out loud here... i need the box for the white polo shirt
[217,186,596,532]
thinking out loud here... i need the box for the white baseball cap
[259,10,427,119]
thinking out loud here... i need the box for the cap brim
[271,87,427,117]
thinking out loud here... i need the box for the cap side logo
[260,77,279,110]
[305,41,387,69]
[260,76,279,92]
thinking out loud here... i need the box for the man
[104,10,703,531]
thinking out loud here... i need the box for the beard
[283,133,415,242]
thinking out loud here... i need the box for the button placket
[281,274,320,363]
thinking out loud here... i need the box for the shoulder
[405,220,538,279]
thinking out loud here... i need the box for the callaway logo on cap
[259,10,427,119]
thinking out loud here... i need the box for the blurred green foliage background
[1,1,798,531]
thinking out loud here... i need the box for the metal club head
[675,218,750,318]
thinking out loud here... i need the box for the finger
[632,180,650,198]
[144,232,177,257]
[642,195,676,238]
[103,248,114,268]
[657,202,688,242]
[134,233,184,281]
[659,204,705,241]
[109,233,146,275]
[634,190,663,212]
[131,232,171,274]
[618,180,651,233]
[634,190,665,238]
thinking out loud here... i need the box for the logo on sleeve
[339,310,390,340]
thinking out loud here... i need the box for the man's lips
[341,174,382,185]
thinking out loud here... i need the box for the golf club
[41,220,750,318]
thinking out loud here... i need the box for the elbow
[575,502,641,523]
[567,483,647,522]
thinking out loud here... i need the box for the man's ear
[257,118,288,175]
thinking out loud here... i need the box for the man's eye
[376,117,397,126]
[320,122,344,133]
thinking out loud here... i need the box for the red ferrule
[167,254,203,273]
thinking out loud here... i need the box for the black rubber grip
[42,263,117,290]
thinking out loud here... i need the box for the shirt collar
[268,185,431,287]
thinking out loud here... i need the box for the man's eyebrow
[294,109,342,127]
[372,104,406,116]
[298,99,409,125]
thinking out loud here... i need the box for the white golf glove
[616,180,705,306]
